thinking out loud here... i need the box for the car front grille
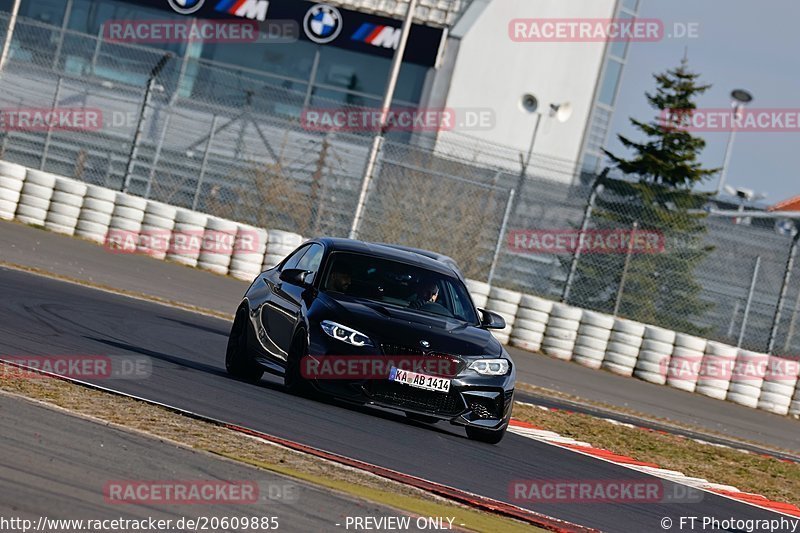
[368,381,465,416]
[380,344,466,376]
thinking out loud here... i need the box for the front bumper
[307,333,515,429]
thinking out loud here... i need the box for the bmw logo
[420,340,430,348]
[167,0,205,15]
[304,4,343,44]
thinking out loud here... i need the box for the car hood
[316,294,503,357]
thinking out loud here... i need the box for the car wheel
[405,412,439,424]
[284,332,314,396]
[465,425,506,444]
[225,308,264,383]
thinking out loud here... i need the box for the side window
[295,244,324,283]
[281,245,310,271]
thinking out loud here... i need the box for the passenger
[410,281,439,309]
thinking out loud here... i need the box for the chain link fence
[0,14,799,355]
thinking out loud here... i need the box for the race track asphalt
[1,219,798,453]
[0,267,793,532]
[0,391,427,532]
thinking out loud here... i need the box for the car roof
[313,238,460,278]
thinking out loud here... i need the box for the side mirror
[478,308,506,330]
[279,268,312,287]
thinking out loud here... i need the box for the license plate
[389,367,451,393]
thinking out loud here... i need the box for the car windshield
[321,252,479,324]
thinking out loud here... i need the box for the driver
[410,281,439,309]
[327,262,353,294]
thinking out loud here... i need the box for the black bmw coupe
[225,237,515,443]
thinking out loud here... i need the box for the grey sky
[606,0,800,203]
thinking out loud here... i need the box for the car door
[260,245,312,361]
[263,243,325,359]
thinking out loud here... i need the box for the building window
[598,59,623,106]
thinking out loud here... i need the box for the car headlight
[320,320,373,347]
[469,359,510,376]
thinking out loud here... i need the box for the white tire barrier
[15,170,56,225]
[228,225,268,281]
[634,326,676,385]
[44,177,87,236]
[542,303,582,360]
[757,356,800,415]
[666,334,707,392]
[601,318,645,376]
[262,230,304,270]
[487,287,522,345]
[105,193,146,253]
[197,217,239,275]
[695,342,739,400]
[0,161,27,220]
[510,295,552,352]
[725,349,769,408]
[465,279,490,309]
[572,311,614,369]
[75,184,116,243]
[137,201,177,260]
[166,209,207,268]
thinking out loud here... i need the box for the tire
[608,331,643,347]
[145,201,177,220]
[643,326,676,344]
[0,199,17,219]
[0,187,21,203]
[510,329,543,343]
[85,184,117,202]
[549,303,582,321]
[108,217,141,233]
[641,339,672,354]
[198,251,233,267]
[604,351,637,368]
[637,349,670,365]
[225,309,264,383]
[44,222,75,236]
[694,385,728,400]
[54,178,87,196]
[634,369,667,385]
[82,197,115,214]
[612,319,646,336]
[675,333,707,351]
[513,319,546,334]
[516,308,549,322]
[112,205,145,222]
[15,204,47,224]
[0,161,26,179]
[284,331,314,396]
[19,193,51,210]
[197,262,230,275]
[489,287,522,305]
[465,425,506,444]
[573,355,603,369]
[465,279,490,297]
[24,169,57,188]
[546,317,579,332]
[206,217,238,233]
[572,345,606,362]
[705,342,738,358]
[605,341,640,358]
[79,210,112,226]
[267,229,303,246]
[509,338,542,352]
[580,311,615,329]
[405,412,439,424]
[0,176,24,192]
[726,392,759,408]
[176,209,207,226]
[50,190,84,208]
[142,213,175,229]
[45,212,79,228]
[577,325,612,340]
[75,219,109,235]
[541,337,574,351]
[519,294,553,313]
[486,300,518,316]
[47,202,81,219]
[115,193,147,211]
[544,326,577,341]
[603,361,635,377]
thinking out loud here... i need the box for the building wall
[434,0,617,179]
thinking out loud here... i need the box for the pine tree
[570,57,718,334]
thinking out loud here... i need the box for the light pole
[514,94,572,210]
[715,89,753,196]
[349,0,419,240]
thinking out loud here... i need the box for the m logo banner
[215,0,269,21]
[351,23,401,49]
